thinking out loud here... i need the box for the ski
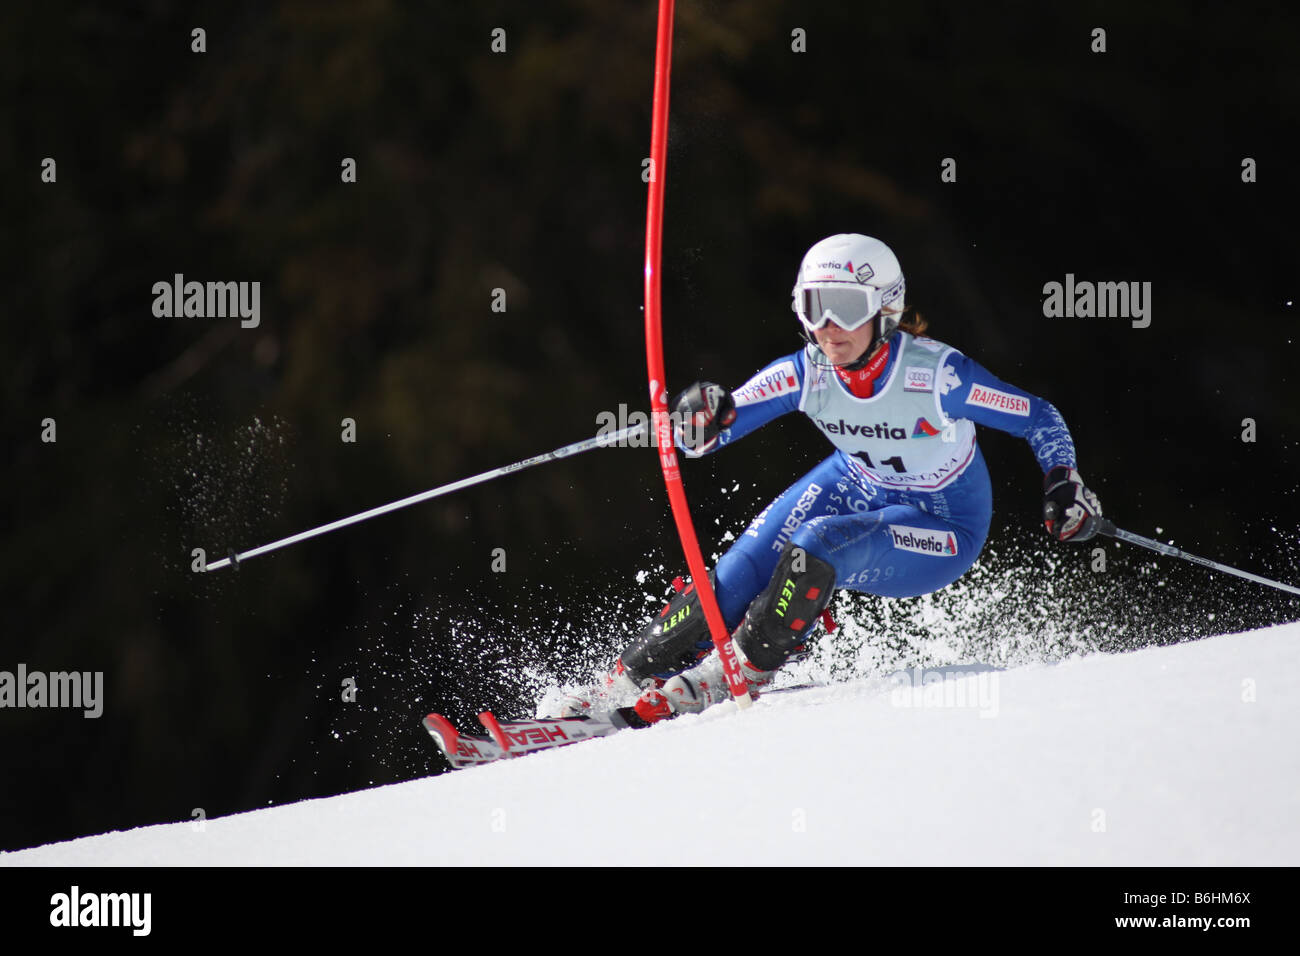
[423,709,643,770]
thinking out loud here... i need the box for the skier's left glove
[673,381,736,456]
[1042,465,1103,542]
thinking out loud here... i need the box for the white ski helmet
[791,233,906,358]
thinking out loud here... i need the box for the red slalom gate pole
[642,0,751,709]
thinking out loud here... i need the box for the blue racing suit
[688,330,1078,629]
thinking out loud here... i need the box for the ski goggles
[794,283,885,333]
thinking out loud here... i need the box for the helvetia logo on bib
[889,525,958,556]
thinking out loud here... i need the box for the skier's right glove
[673,381,736,456]
[1042,465,1103,542]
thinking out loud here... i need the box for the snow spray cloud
[0,665,103,718]
[329,500,1286,777]
[312,570,651,776]
[149,412,294,575]
[776,525,1239,690]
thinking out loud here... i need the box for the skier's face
[812,317,876,366]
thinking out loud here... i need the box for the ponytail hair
[887,305,929,337]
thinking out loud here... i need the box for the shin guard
[733,542,837,672]
[619,578,716,683]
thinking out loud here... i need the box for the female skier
[552,233,1102,724]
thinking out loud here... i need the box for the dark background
[2,1,1297,853]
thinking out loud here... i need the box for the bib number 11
[855,451,906,473]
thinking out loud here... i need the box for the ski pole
[1096,518,1300,597]
[202,422,647,572]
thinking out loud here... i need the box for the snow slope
[4,622,1298,866]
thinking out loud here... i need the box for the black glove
[673,381,736,454]
[1043,465,1103,542]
